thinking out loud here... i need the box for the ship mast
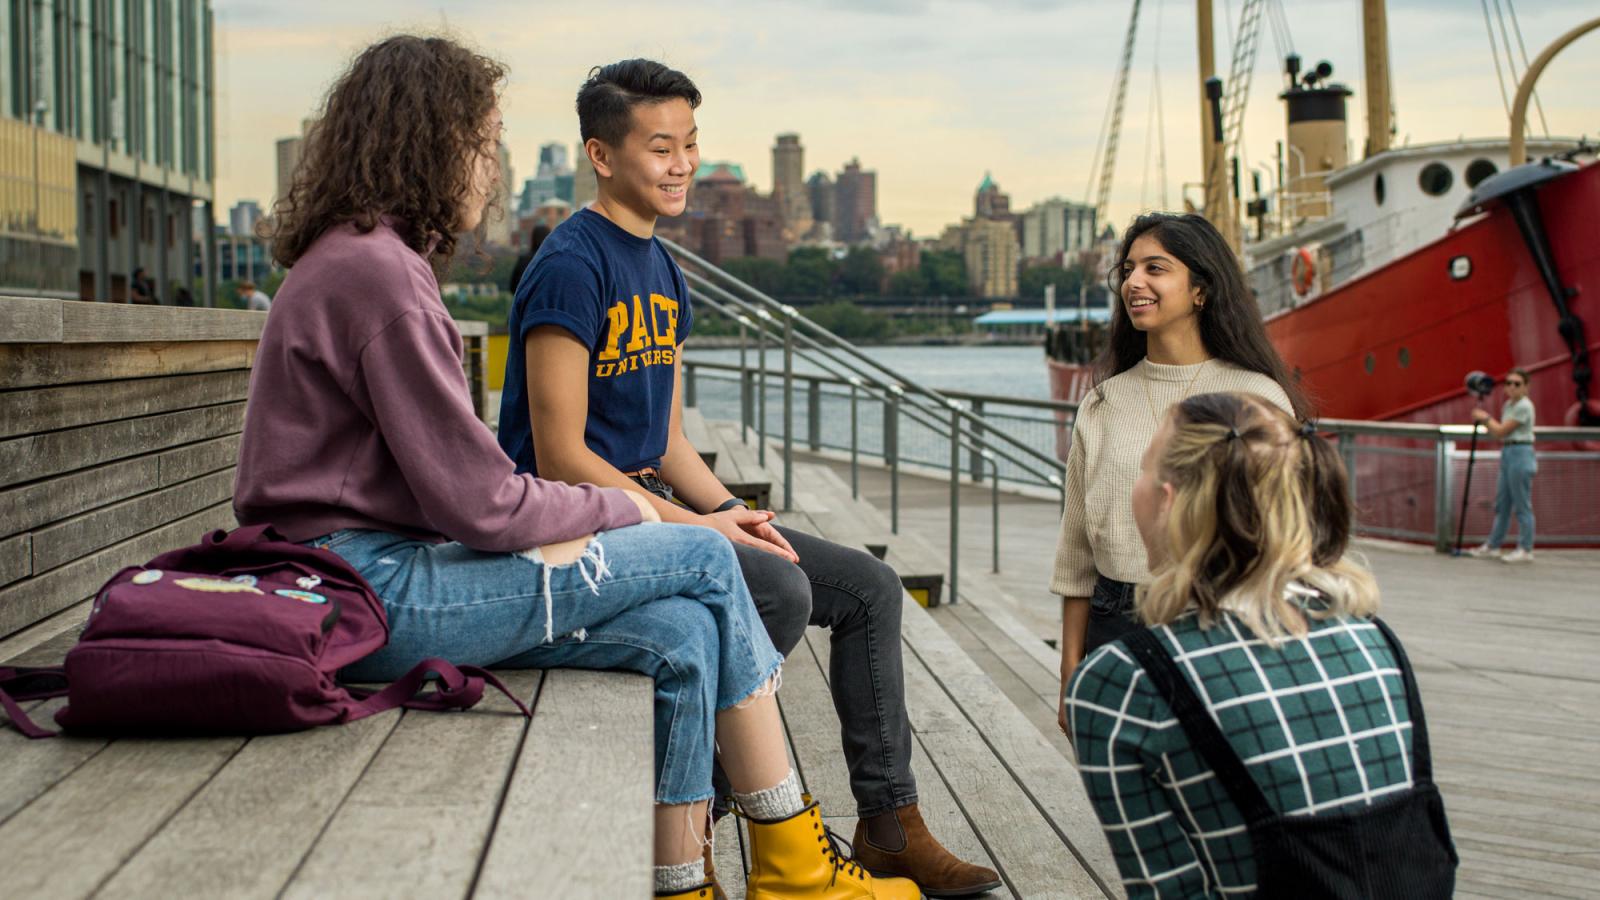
[1195,0,1236,250]
[1361,0,1393,157]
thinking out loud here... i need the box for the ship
[1047,3,1599,541]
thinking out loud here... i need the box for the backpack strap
[348,658,532,720]
[1368,617,1435,786]
[1119,628,1279,826]
[0,667,68,739]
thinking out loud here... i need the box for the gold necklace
[1141,358,1209,425]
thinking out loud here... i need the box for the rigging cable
[1502,0,1551,136]
[1480,0,1514,120]
[1139,0,1164,209]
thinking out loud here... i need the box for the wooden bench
[688,418,1120,898]
[0,298,658,899]
[682,409,770,511]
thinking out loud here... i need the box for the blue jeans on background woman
[1486,443,1537,551]
[309,523,783,806]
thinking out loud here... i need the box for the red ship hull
[1265,161,1600,431]
[1049,160,1600,545]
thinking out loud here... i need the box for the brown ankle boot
[853,804,1002,898]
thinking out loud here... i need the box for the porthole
[1450,256,1472,280]
[1398,347,1411,369]
[1364,353,1376,375]
[1419,162,1453,197]
[1374,173,1386,206]
[1465,158,1498,188]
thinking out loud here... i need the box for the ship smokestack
[1280,58,1352,221]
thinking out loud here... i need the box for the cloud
[210,0,1600,235]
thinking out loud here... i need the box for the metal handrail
[665,239,1067,478]
[685,359,1078,414]
[682,285,1066,603]
[686,289,1068,495]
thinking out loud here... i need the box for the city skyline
[215,1,1599,237]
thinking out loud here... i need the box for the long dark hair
[1096,213,1313,419]
[268,35,505,279]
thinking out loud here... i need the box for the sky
[213,0,1600,237]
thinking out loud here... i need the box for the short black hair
[576,59,700,147]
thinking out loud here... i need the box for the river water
[682,343,1065,488]
[683,343,1053,401]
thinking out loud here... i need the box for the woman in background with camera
[1467,367,1538,563]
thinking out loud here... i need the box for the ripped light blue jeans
[309,523,783,805]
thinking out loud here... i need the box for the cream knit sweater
[1049,359,1293,597]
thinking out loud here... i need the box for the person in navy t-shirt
[500,209,692,478]
[496,59,999,898]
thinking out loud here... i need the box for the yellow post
[1361,0,1393,157]
[1509,16,1600,165]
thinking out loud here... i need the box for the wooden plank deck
[0,622,657,900]
[693,417,1119,898]
[789,442,1600,900]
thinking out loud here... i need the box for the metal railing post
[1433,435,1453,553]
[738,316,752,441]
[988,452,1000,574]
[849,377,860,500]
[1338,431,1357,503]
[949,401,961,604]
[757,310,772,468]
[807,377,822,451]
[970,398,985,481]
[782,307,796,512]
[684,362,698,408]
[888,386,902,534]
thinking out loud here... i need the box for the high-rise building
[945,218,1019,298]
[538,143,570,176]
[1018,198,1098,264]
[771,134,811,236]
[0,2,216,301]
[833,158,877,244]
[806,171,835,241]
[229,201,263,239]
[653,163,785,264]
[520,141,578,217]
[484,142,515,247]
[275,137,303,208]
[975,172,1012,221]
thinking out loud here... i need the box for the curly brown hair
[268,35,505,278]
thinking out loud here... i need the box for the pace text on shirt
[594,292,680,378]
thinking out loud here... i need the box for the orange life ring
[1290,247,1316,297]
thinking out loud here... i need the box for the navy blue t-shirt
[498,208,692,476]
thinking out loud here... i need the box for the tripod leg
[1455,427,1481,554]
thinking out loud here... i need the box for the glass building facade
[1,0,215,302]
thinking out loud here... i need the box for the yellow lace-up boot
[744,801,922,899]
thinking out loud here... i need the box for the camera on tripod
[1464,370,1496,400]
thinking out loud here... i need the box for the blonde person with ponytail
[1063,392,1457,898]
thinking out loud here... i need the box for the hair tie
[1300,421,1318,439]
[1223,427,1240,443]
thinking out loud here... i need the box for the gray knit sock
[654,858,705,894]
[733,769,805,822]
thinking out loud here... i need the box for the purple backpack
[0,525,528,738]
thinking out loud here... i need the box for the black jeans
[728,525,916,817]
[634,478,916,815]
[1086,573,1142,654]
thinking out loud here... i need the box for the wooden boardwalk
[794,445,1600,900]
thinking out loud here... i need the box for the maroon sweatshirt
[233,220,641,550]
